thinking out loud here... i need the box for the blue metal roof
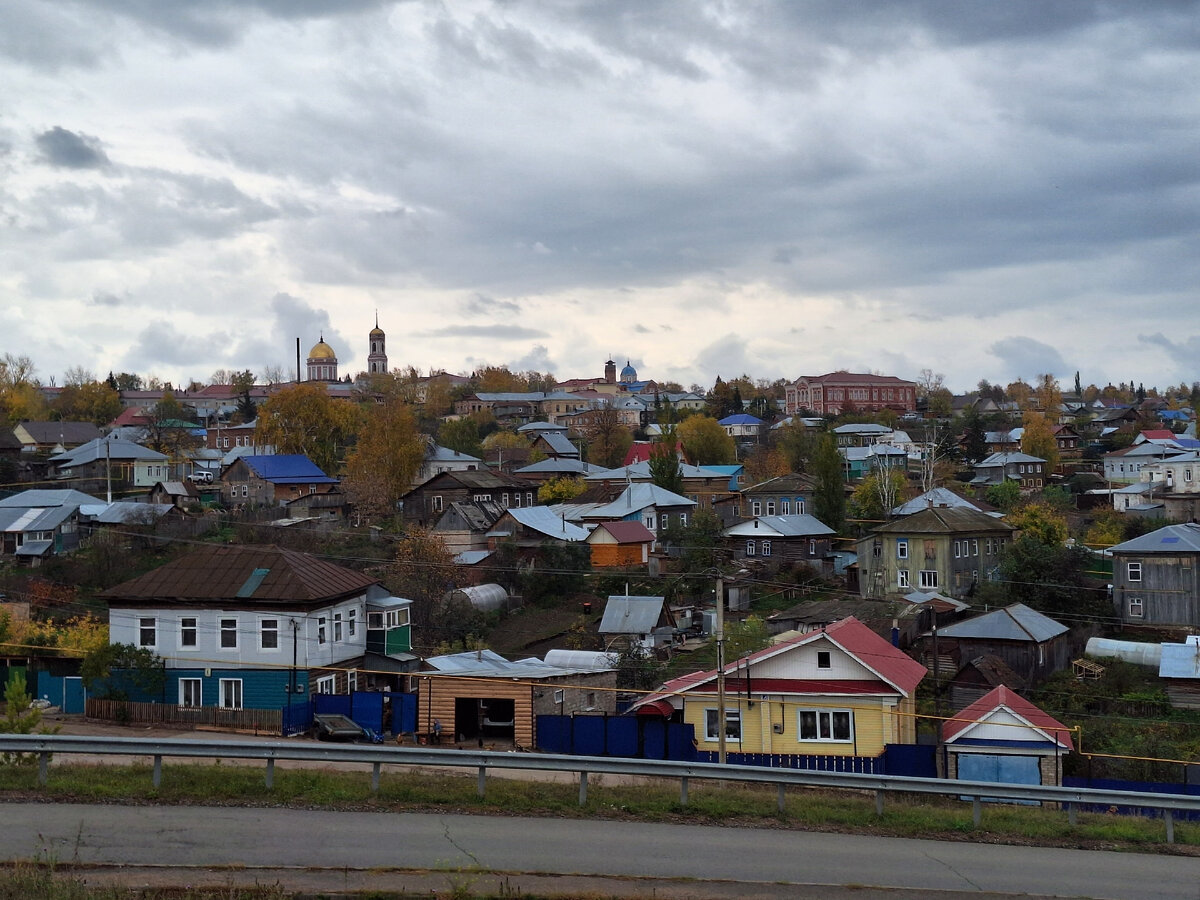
[242,455,337,484]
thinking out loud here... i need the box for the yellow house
[637,617,926,760]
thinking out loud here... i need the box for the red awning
[635,699,676,717]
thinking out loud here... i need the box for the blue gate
[534,715,697,761]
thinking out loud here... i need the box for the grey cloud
[508,344,558,374]
[1138,333,1200,374]
[418,324,549,340]
[90,290,124,307]
[462,294,521,316]
[36,127,109,169]
[987,337,1069,381]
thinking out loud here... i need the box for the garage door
[958,753,1040,804]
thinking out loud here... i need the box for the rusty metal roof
[101,545,378,608]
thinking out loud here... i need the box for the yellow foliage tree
[676,415,736,466]
[256,383,360,474]
[1008,501,1068,546]
[343,398,426,522]
[1020,410,1060,473]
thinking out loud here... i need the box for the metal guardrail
[4,734,1199,843]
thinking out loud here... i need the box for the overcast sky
[3,1,1198,394]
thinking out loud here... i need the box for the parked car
[187,470,214,484]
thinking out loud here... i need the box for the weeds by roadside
[0,761,1195,853]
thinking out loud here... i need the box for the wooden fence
[85,698,282,735]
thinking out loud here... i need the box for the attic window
[816,650,831,669]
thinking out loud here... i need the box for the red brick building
[784,373,917,416]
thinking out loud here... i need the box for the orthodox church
[304,316,389,383]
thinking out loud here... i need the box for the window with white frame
[644,513,656,531]
[1127,562,1142,582]
[219,679,243,710]
[898,569,910,588]
[896,539,908,559]
[317,616,327,644]
[751,501,762,516]
[347,608,357,637]
[704,707,741,742]
[954,540,961,558]
[919,570,939,589]
[1128,597,1144,618]
[781,500,791,514]
[179,617,197,649]
[315,674,336,694]
[260,618,279,651]
[368,611,383,629]
[766,501,776,515]
[526,492,533,506]
[972,539,979,556]
[137,617,156,648]
[219,617,238,649]
[761,540,772,557]
[679,513,687,527]
[797,499,805,514]
[432,495,444,512]
[746,540,756,557]
[809,539,817,555]
[333,612,343,642]
[797,708,853,742]
[553,688,564,704]
[347,670,358,692]
[178,678,202,708]
[385,608,410,628]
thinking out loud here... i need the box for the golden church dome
[308,338,336,360]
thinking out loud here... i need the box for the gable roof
[14,421,103,446]
[0,489,103,509]
[644,616,926,702]
[718,413,764,426]
[938,603,1067,642]
[584,483,695,518]
[891,487,995,517]
[742,472,817,495]
[587,520,656,544]
[942,685,1073,750]
[101,545,378,606]
[1109,522,1200,554]
[51,438,167,466]
[407,469,534,494]
[503,506,589,541]
[240,454,336,484]
[532,431,579,455]
[723,514,835,539]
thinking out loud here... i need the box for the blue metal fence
[1064,776,1200,821]
[695,750,882,774]
[536,714,697,761]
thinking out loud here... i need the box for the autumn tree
[1007,501,1068,546]
[810,433,846,533]
[581,406,633,469]
[475,365,526,393]
[255,382,359,474]
[916,369,945,399]
[0,353,48,425]
[438,414,487,459]
[385,527,476,651]
[1021,410,1059,473]
[481,430,531,452]
[1006,379,1033,410]
[1034,373,1062,415]
[343,399,426,521]
[773,419,817,472]
[676,415,736,466]
[538,476,586,503]
[849,468,907,522]
[53,380,121,425]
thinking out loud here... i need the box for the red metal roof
[636,616,926,706]
[591,520,656,544]
[942,685,1073,750]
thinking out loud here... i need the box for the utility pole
[715,572,726,765]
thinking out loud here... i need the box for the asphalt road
[7,802,1200,900]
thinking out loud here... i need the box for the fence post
[680,775,688,807]
[971,797,981,828]
[265,758,274,789]
[1067,802,1076,826]
[371,762,381,794]
[38,751,48,787]
[876,790,884,816]
[1164,810,1174,844]
[578,770,588,806]
[477,766,487,799]
[778,784,786,813]
[152,755,162,789]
